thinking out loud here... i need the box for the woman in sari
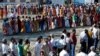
[3,18,8,35]
[59,6,64,17]
[17,16,21,33]
[0,7,3,19]
[30,18,34,32]
[42,6,47,17]
[17,5,21,16]
[52,7,56,16]
[64,14,70,28]
[47,16,52,30]
[21,19,26,33]
[25,17,31,33]
[8,19,13,35]
[15,18,19,34]
[33,16,39,32]
[23,6,27,15]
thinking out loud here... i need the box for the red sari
[0,8,3,19]
[3,6,7,18]
[57,16,62,28]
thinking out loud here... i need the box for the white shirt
[80,31,88,42]
[76,52,87,56]
[2,44,9,54]
[59,39,66,46]
[34,42,43,56]
[59,49,69,56]
[88,51,97,56]
[9,42,18,56]
[66,37,70,43]
[92,27,98,38]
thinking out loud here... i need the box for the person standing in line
[9,37,18,56]
[17,39,24,56]
[2,39,9,56]
[66,32,71,55]
[64,14,70,28]
[23,39,31,56]
[70,29,77,56]
[42,38,51,56]
[80,29,89,53]
[34,36,43,56]
[92,24,99,50]
[17,16,21,33]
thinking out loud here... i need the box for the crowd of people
[1,24,99,56]
[2,3,100,36]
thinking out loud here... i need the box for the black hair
[2,39,7,44]
[61,35,64,39]
[62,29,67,33]
[18,39,23,45]
[25,39,30,44]
[37,36,43,41]
[72,29,76,32]
[67,32,70,37]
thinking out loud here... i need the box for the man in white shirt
[76,47,87,56]
[2,39,9,56]
[59,46,69,56]
[92,25,99,50]
[88,46,97,56]
[59,35,66,46]
[79,29,88,53]
[34,36,43,56]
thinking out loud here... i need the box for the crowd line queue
[1,25,100,56]
[2,4,100,35]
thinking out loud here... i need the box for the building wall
[0,0,37,3]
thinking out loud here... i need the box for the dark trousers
[2,54,7,56]
[81,41,88,53]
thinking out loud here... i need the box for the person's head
[17,16,20,20]
[85,29,88,34]
[62,29,67,33]
[40,51,45,56]
[10,37,16,44]
[2,38,7,44]
[61,35,64,39]
[67,32,70,37]
[25,39,30,45]
[90,46,95,52]
[72,29,76,33]
[18,39,23,45]
[48,35,52,41]
[44,38,48,44]
[37,36,43,43]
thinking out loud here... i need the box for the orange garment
[0,8,3,19]
[88,31,93,38]
[21,21,26,33]
[52,8,56,16]
[42,8,47,16]
[60,8,64,16]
